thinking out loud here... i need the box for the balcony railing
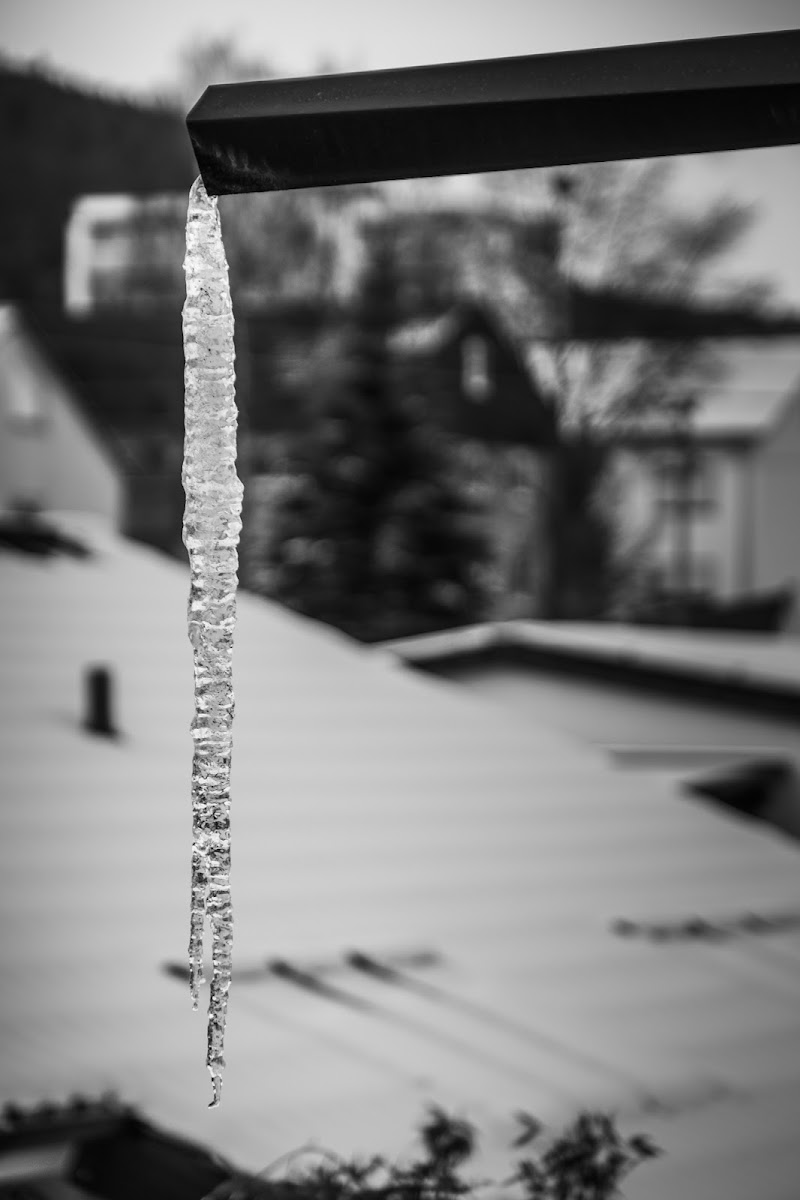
[186,28,800,195]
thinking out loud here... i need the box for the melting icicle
[182,175,243,1108]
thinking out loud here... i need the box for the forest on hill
[0,60,196,307]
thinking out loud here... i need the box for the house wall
[751,386,800,627]
[64,194,186,314]
[687,450,749,597]
[454,441,550,619]
[397,310,554,448]
[0,309,122,524]
[613,444,749,598]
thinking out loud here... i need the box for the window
[654,449,716,513]
[461,335,492,402]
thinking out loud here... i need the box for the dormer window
[462,335,492,402]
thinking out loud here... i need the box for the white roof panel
[2,518,800,1198]
[613,338,800,442]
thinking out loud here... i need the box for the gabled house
[16,303,186,555]
[612,340,800,625]
[0,305,122,525]
[390,300,557,448]
[5,301,335,560]
[390,302,557,617]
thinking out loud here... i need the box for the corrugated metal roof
[2,518,800,1199]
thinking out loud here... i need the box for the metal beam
[187,28,800,195]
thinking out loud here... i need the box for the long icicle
[182,175,242,1107]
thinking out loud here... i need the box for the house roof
[611,338,800,445]
[391,300,545,391]
[3,516,800,1199]
[392,322,800,456]
[19,292,800,468]
[18,304,184,467]
[17,303,347,461]
[0,306,123,483]
[390,301,559,447]
[380,619,800,735]
[389,311,463,356]
[693,341,800,438]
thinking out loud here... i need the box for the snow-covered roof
[614,339,800,444]
[381,618,800,701]
[2,519,800,1199]
[692,341,800,438]
[389,311,462,356]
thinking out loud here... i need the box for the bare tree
[164,34,375,310]
[464,160,774,617]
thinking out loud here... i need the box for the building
[391,301,559,618]
[64,193,188,315]
[63,188,377,316]
[391,300,557,448]
[613,340,800,625]
[12,303,185,554]
[0,305,122,525]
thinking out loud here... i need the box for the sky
[2,0,800,303]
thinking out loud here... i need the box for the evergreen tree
[259,234,490,642]
[544,430,619,621]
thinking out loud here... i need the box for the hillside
[0,60,196,306]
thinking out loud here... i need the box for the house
[64,193,188,315]
[0,305,122,525]
[390,301,558,618]
[3,517,800,1200]
[63,186,377,317]
[17,300,359,560]
[14,303,186,555]
[612,340,800,626]
[391,300,557,449]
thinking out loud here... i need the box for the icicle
[182,175,243,1108]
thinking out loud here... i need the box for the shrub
[204,1106,659,1200]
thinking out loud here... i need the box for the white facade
[0,307,122,524]
[751,382,800,601]
[64,189,376,315]
[64,193,186,315]
[614,342,800,622]
[616,445,754,597]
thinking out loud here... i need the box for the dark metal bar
[187,28,800,195]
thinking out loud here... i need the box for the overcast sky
[2,0,800,303]
[2,0,798,92]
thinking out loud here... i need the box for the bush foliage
[205,1106,660,1200]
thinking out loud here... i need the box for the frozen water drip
[182,176,243,1107]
